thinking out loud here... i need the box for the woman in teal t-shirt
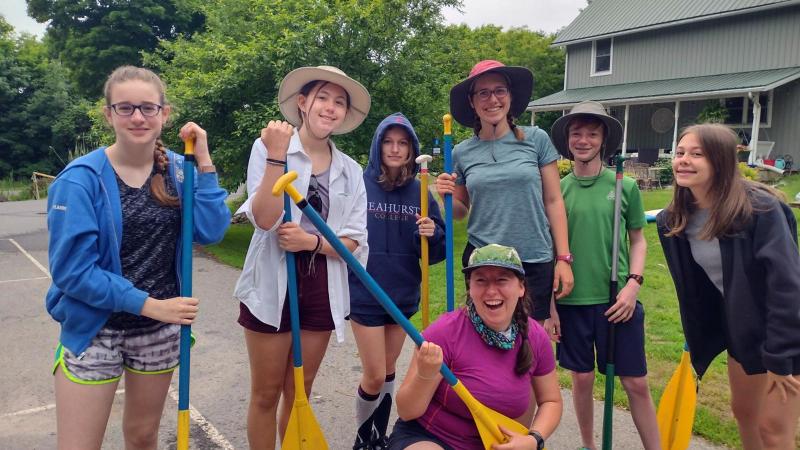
[436,60,573,322]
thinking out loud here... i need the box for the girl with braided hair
[46,65,230,449]
[435,60,573,326]
[390,244,562,450]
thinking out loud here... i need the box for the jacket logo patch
[52,204,67,211]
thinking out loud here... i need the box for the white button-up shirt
[233,131,368,342]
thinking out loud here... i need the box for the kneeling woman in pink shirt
[391,244,562,450]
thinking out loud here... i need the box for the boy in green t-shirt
[548,101,660,450]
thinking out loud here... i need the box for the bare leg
[571,370,596,450]
[352,322,388,395]
[278,330,332,439]
[383,324,408,379]
[620,375,661,450]
[122,370,173,450]
[243,329,292,450]
[728,356,766,450]
[759,371,800,450]
[54,367,119,450]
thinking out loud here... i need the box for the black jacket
[657,190,800,377]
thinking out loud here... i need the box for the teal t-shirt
[559,169,646,305]
[453,126,559,263]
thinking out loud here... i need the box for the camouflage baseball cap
[462,244,525,276]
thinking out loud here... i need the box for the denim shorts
[53,322,181,384]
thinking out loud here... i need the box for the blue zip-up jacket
[349,113,446,316]
[46,147,230,356]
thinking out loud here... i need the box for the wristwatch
[528,430,545,450]
[555,253,574,264]
[627,273,644,285]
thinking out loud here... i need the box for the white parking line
[0,390,125,418]
[167,386,235,450]
[7,238,51,278]
[0,276,50,285]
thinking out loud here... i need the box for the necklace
[573,162,605,188]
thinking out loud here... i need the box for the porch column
[748,93,762,165]
[621,104,630,156]
[531,110,536,126]
[671,101,681,156]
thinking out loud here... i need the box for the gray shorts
[53,322,182,384]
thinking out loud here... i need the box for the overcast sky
[1,0,585,38]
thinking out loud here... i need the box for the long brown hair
[470,74,525,141]
[665,123,783,238]
[465,273,533,375]
[377,125,416,191]
[103,66,179,208]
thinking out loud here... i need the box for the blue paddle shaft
[178,155,194,411]
[283,185,303,369]
[294,199,459,386]
[444,134,454,312]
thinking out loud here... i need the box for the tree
[26,0,204,97]
[0,16,88,178]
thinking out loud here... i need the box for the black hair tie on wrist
[266,158,287,166]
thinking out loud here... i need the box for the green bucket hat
[462,244,525,276]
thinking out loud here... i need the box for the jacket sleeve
[192,171,231,244]
[415,191,446,264]
[339,173,369,267]
[47,177,148,314]
[752,202,800,375]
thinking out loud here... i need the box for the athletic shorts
[53,322,181,385]
[463,242,554,321]
[348,310,415,327]
[388,419,454,450]
[556,301,648,377]
[238,252,334,333]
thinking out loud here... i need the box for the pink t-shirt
[417,309,556,449]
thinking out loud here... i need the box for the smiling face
[568,119,605,162]
[298,81,348,136]
[104,79,169,147]
[673,132,714,194]
[381,126,412,176]
[469,73,511,127]
[468,266,525,332]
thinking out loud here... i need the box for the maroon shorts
[238,252,334,333]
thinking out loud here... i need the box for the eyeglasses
[472,87,509,101]
[108,102,163,117]
[308,175,322,214]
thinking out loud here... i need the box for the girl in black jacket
[657,123,800,449]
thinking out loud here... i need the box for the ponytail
[150,139,180,208]
[513,290,534,375]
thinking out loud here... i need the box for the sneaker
[370,434,389,450]
[352,436,371,450]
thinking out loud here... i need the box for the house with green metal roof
[529,0,800,170]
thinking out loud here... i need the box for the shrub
[557,159,572,178]
[738,163,758,180]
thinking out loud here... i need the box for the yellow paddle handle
[183,136,195,156]
[420,171,429,328]
[451,382,506,443]
[443,114,452,135]
[272,171,304,203]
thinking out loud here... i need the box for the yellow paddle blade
[451,382,529,450]
[282,367,328,450]
[657,350,697,450]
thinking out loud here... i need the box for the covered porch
[529,67,800,173]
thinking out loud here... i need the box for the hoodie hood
[365,112,421,181]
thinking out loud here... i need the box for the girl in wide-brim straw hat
[436,59,574,326]
[233,65,371,448]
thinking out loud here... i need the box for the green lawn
[204,175,800,448]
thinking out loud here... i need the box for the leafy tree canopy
[26,0,204,96]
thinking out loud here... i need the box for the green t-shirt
[453,126,559,263]
[559,169,646,305]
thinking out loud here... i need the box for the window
[592,38,612,75]
[719,93,772,127]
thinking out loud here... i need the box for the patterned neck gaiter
[467,301,517,350]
